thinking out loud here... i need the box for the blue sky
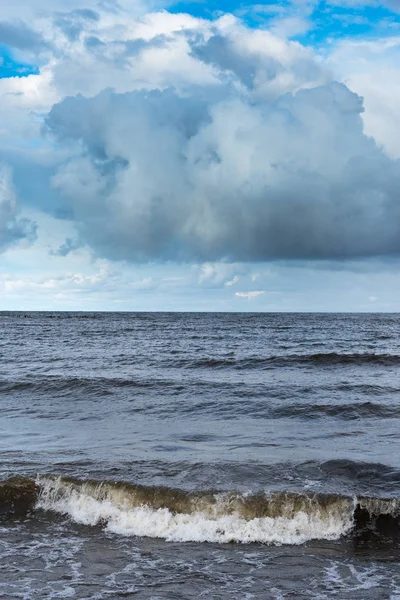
[172,1,400,41]
[1,0,400,311]
[0,48,39,79]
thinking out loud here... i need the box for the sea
[1,312,400,599]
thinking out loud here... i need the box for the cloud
[328,36,400,159]
[0,164,37,252]
[2,9,400,267]
[189,21,327,101]
[0,0,161,21]
[0,20,47,52]
[130,276,153,289]
[235,291,265,299]
[326,0,400,12]
[225,275,239,286]
[53,10,100,42]
[52,236,81,256]
[46,78,400,263]
[0,261,111,296]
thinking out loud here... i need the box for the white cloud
[198,263,218,283]
[197,263,248,285]
[235,291,265,299]
[327,36,400,159]
[271,15,313,38]
[130,277,153,289]
[225,275,240,286]
[0,0,161,21]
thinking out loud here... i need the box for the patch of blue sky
[298,3,400,46]
[169,0,279,20]
[0,46,39,79]
[169,0,400,44]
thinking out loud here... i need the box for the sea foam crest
[35,476,355,545]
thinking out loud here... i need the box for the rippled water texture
[1,312,400,598]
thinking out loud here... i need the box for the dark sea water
[1,312,400,599]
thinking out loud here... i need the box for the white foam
[35,477,355,545]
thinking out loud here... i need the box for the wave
[284,352,400,367]
[35,477,356,544]
[2,476,400,545]
[273,402,400,420]
[0,376,175,396]
[161,400,400,421]
[178,353,400,369]
[0,477,37,515]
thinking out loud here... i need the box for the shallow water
[1,312,400,598]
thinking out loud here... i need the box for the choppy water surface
[1,312,400,599]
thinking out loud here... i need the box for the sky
[1,0,400,311]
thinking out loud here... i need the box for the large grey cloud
[45,77,400,262]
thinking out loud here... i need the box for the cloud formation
[328,37,400,159]
[0,20,46,52]
[225,275,240,286]
[236,291,265,299]
[3,8,400,265]
[47,78,400,262]
[0,165,37,252]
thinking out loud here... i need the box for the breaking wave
[2,476,400,545]
[34,476,355,544]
